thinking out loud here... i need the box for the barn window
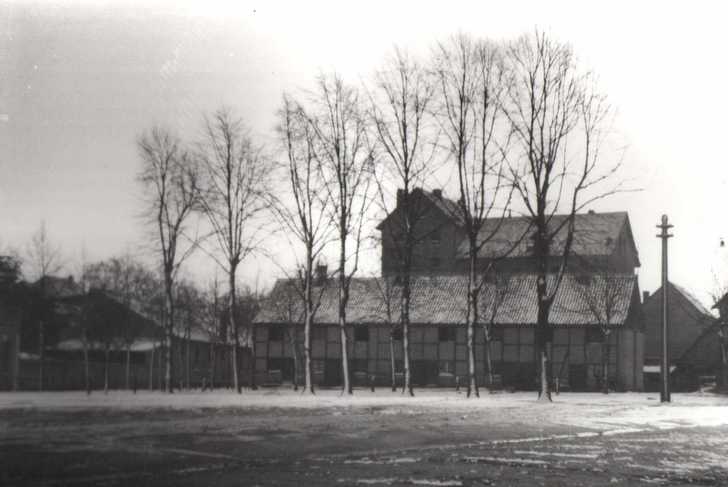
[489,327,504,342]
[312,360,325,375]
[311,326,327,341]
[269,326,284,341]
[585,327,604,343]
[354,327,369,342]
[438,327,456,342]
[394,360,404,373]
[351,359,368,372]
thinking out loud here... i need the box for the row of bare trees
[272,30,625,400]
[130,29,624,399]
[137,106,272,393]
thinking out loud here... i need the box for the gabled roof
[256,273,638,328]
[456,212,637,264]
[56,290,219,346]
[644,281,715,321]
[670,283,715,318]
[376,188,464,231]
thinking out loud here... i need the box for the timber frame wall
[254,324,644,391]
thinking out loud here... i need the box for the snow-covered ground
[2,388,727,434]
[3,389,728,485]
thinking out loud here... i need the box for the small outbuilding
[642,281,715,391]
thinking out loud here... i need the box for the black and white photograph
[1,1,728,485]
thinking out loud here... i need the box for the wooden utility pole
[657,214,673,403]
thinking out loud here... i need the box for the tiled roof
[456,212,632,260]
[256,273,638,328]
[670,282,715,318]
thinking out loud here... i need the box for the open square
[2,390,728,486]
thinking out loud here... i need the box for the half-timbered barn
[254,274,644,391]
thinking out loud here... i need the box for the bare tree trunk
[466,252,479,398]
[602,336,610,394]
[229,268,241,394]
[125,345,131,390]
[104,344,110,394]
[338,224,352,395]
[483,329,493,389]
[209,342,215,390]
[185,327,191,390]
[159,342,164,390]
[164,285,174,393]
[389,331,396,392]
[289,328,299,391]
[83,331,91,395]
[303,247,315,394]
[249,325,257,390]
[149,346,155,391]
[535,222,553,402]
[304,309,314,393]
[177,335,184,390]
[38,321,44,391]
[721,341,728,390]
[12,330,20,391]
[402,276,413,396]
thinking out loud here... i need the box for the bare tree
[267,279,305,390]
[273,95,333,393]
[372,274,399,391]
[479,267,511,388]
[26,221,64,391]
[197,108,272,393]
[200,275,223,389]
[369,48,437,396]
[573,274,623,394]
[175,279,205,390]
[138,127,201,393]
[432,34,514,397]
[76,253,92,394]
[304,73,374,395]
[502,30,625,400]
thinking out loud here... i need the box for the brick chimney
[643,290,650,303]
[315,263,328,286]
[432,189,442,199]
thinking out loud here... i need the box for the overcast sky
[2,0,727,306]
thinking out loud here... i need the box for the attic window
[430,229,441,245]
